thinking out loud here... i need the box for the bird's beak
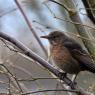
[40,35,49,39]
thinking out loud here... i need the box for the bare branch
[18,77,58,82]
[43,0,76,15]
[0,32,72,87]
[0,8,17,17]
[0,39,18,52]
[0,64,23,93]
[43,2,95,30]
[33,20,95,43]
[0,32,93,95]
[21,89,79,95]
[14,0,48,56]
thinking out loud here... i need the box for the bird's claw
[69,81,77,89]
[58,72,77,89]
[58,72,67,80]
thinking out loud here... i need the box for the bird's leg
[47,45,51,62]
[72,74,78,85]
[58,72,76,89]
[69,74,78,89]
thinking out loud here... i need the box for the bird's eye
[53,36,57,38]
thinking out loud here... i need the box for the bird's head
[41,31,67,45]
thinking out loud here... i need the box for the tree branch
[14,0,48,56]
[21,89,78,95]
[0,32,93,95]
[0,32,72,87]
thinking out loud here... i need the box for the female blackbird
[41,31,95,76]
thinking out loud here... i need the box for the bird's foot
[69,81,77,89]
[58,72,77,89]
[58,72,67,80]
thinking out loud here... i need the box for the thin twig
[33,21,95,59]
[0,39,18,52]
[44,2,95,30]
[43,0,72,13]
[7,76,11,95]
[33,20,51,29]
[0,64,23,93]
[0,39,49,95]
[18,77,58,82]
[33,20,95,43]
[0,4,32,17]
[14,0,48,56]
[3,72,20,93]
[0,8,17,17]
[53,83,59,95]
[21,89,79,95]
[79,8,95,11]
[55,16,95,30]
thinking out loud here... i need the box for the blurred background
[0,0,95,95]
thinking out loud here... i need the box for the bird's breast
[51,44,71,63]
[51,44,81,74]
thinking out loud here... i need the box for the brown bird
[41,31,95,79]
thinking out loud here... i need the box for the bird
[40,31,95,81]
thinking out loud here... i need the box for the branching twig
[43,0,76,15]
[33,20,95,43]
[0,39,49,95]
[33,20,95,59]
[0,39,18,52]
[0,64,23,93]
[43,2,95,30]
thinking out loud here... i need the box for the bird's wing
[63,40,95,73]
